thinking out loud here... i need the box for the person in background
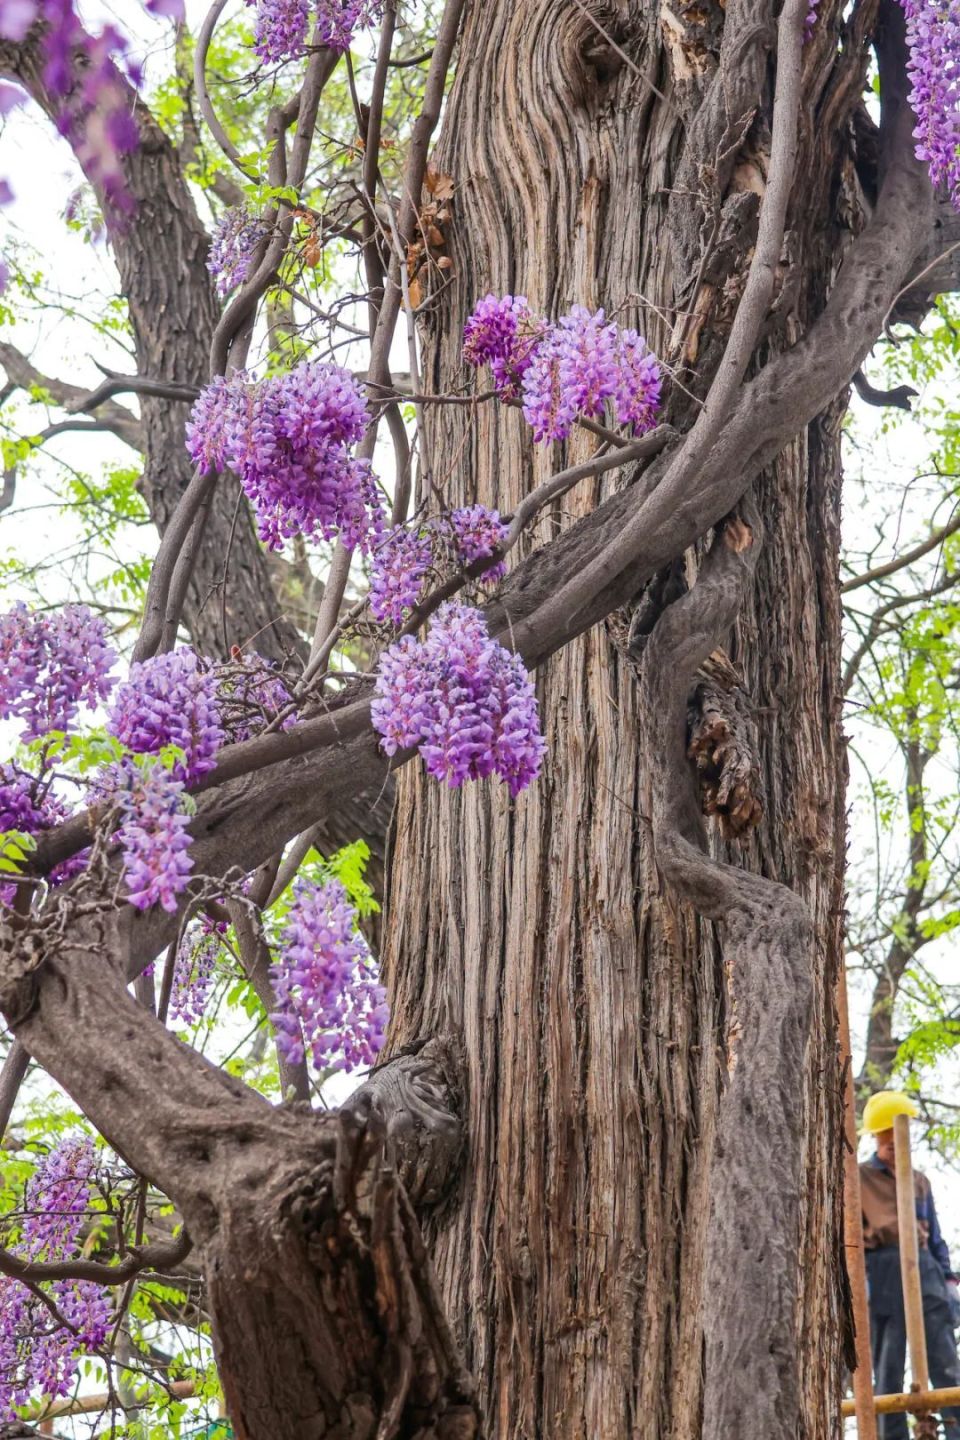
[861,1090,960,1436]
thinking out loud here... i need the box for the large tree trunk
[383,3,851,1434]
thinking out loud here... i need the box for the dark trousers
[867,1246,960,1438]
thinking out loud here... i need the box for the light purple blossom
[440,504,508,582]
[0,602,116,743]
[107,647,223,784]
[170,925,221,1025]
[522,306,617,442]
[0,1137,110,1417]
[465,297,662,441]
[613,327,662,432]
[270,878,387,1073]
[0,764,85,899]
[0,0,38,40]
[207,206,269,297]
[371,602,546,797]
[185,362,383,551]
[0,82,26,114]
[462,293,542,398]
[319,0,382,48]
[247,0,309,61]
[901,0,960,207]
[108,759,194,912]
[369,526,433,625]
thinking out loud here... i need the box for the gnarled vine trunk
[383,3,852,1433]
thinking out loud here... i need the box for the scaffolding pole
[842,1385,960,1417]
[838,958,878,1439]
[893,1111,931,1392]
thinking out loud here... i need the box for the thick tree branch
[0,1229,192,1286]
[0,342,143,450]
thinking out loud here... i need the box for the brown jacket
[860,1156,935,1254]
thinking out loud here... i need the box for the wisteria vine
[270,877,387,1073]
[0,1138,110,1418]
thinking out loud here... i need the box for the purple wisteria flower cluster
[369,526,434,626]
[462,293,543,398]
[371,602,546,796]
[0,765,86,901]
[463,295,662,442]
[102,649,224,910]
[248,0,309,62]
[185,362,383,551]
[104,759,194,913]
[0,1137,110,1417]
[107,647,224,783]
[368,504,508,627]
[207,206,270,297]
[247,0,380,62]
[0,602,116,742]
[901,0,960,207]
[170,923,222,1025]
[270,877,387,1073]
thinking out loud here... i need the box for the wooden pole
[837,960,878,1439]
[28,1379,196,1421]
[842,1385,960,1417]
[893,1111,930,1391]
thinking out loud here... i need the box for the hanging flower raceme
[170,924,222,1025]
[107,647,224,783]
[0,602,116,742]
[368,505,508,629]
[270,877,387,1073]
[245,0,381,61]
[106,758,194,913]
[441,505,509,580]
[369,526,434,626]
[247,0,310,60]
[207,206,270,297]
[0,0,168,224]
[0,764,86,902]
[901,0,960,208]
[372,602,546,796]
[185,362,383,551]
[0,1137,110,1418]
[462,292,543,398]
[463,295,662,442]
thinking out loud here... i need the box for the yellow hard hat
[862,1090,919,1134]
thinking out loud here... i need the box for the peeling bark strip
[641,508,814,1438]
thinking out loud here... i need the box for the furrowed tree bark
[379,1,871,1433]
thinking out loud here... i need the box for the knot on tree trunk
[686,648,764,838]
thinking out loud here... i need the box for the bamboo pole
[837,960,878,1439]
[893,1111,930,1391]
[842,1385,960,1417]
[28,1378,196,1420]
